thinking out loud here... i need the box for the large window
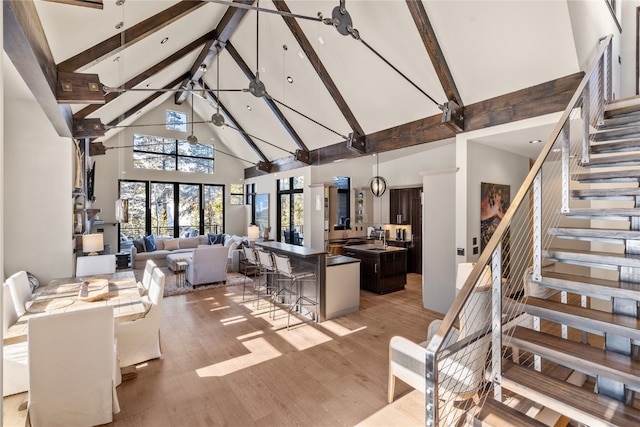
[230,183,244,205]
[277,176,304,246]
[166,110,187,132]
[133,134,214,174]
[119,180,224,239]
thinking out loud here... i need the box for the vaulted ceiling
[4,0,584,178]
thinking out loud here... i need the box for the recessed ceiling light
[298,51,304,60]
[318,36,324,45]
[115,22,124,30]
[529,139,542,144]
[287,76,294,84]
[283,44,288,51]
[161,37,169,44]
[246,105,252,111]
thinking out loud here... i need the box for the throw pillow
[228,241,240,257]
[208,233,223,245]
[143,235,156,252]
[133,239,146,253]
[180,236,200,249]
[164,238,180,251]
[189,229,199,238]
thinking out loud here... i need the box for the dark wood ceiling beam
[174,0,255,104]
[244,72,584,178]
[4,0,73,137]
[273,0,364,137]
[226,41,309,153]
[57,1,207,72]
[200,81,269,163]
[42,0,103,9]
[105,74,189,128]
[74,31,216,119]
[406,0,462,107]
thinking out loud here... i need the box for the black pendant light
[369,153,387,197]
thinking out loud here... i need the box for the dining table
[3,270,145,345]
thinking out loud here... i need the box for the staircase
[424,35,640,426]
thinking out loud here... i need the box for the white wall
[567,0,623,99]
[465,141,530,263]
[3,67,73,284]
[620,0,640,98]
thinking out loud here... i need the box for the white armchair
[76,254,116,277]
[185,245,228,287]
[115,268,165,367]
[3,282,28,397]
[388,265,492,406]
[6,270,32,316]
[137,259,157,296]
[27,305,120,426]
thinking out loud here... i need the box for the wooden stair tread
[543,247,640,269]
[590,139,640,154]
[573,169,640,183]
[474,397,547,427]
[501,362,640,426]
[506,326,640,390]
[600,116,640,130]
[605,103,640,118]
[582,153,640,168]
[531,270,640,300]
[562,207,640,218]
[548,226,640,241]
[570,188,640,199]
[592,127,640,142]
[512,297,640,340]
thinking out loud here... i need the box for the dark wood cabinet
[344,247,407,294]
[390,187,422,274]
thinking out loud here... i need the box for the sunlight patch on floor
[220,315,247,325]
[355,390,424,427]
[275,323,332,351]
[209,305,230,312]
[196,337,281,377]
[236,330,264,340]
[319,320,367,336]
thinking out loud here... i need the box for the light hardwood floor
[3,273,440,427]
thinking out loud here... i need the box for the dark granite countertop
[326,255,361,266]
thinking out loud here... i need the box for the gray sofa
[130,234,245,272]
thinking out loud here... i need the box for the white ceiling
[9,0,583,164]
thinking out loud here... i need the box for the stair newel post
[491,242,503,402]
[532,170,543,371]
[597,54,605,126]
[561,122,571,214]
[605,37,612,104]
[581,84,591,165]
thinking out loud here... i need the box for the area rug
[133,266,252,297]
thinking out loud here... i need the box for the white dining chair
[27,305,120,426]
[2,282,28,397]
[138,259,157,296]
[76,254,116,277]
[115,268,165,367]
[6,270,32,316]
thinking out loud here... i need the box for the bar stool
[240,246,259,300]
[272,252,317,330]
[256,249,280,314]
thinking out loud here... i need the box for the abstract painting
[480,182,510,251]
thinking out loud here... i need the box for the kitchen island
[343,243,408,294]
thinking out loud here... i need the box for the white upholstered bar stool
[272,252,317,330]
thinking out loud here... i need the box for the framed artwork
[480,182,510,251]
[255,193,269,238]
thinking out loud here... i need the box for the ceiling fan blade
[205,0,322,22]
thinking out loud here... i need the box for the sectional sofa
[130,233,246,272]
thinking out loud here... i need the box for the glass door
[150,183,174,237]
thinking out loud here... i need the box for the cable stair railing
[421,33,640,426]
